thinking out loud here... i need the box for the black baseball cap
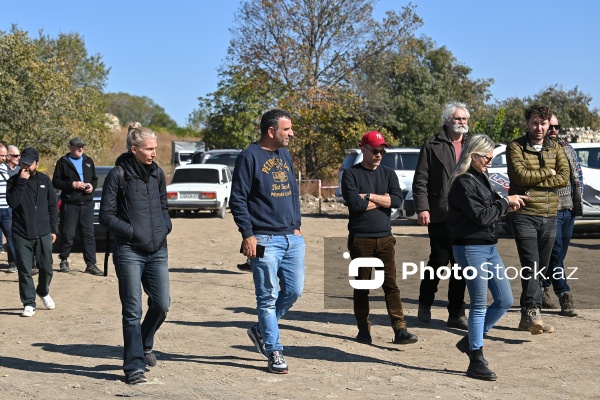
[20,147,39,165]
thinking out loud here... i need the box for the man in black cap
[52,137,101,275]
[7,147,58,317]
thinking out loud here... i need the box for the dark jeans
[114,243,170,378]
[13,232,54,308]
[418,222,466,317]
[348,235,407,331]
[0,207,16,263]
[543,209,574,295]
[508,213,556,310]
[59,202,96,266]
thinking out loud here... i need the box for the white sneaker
[40,294,56,310]
[21,306,35,317]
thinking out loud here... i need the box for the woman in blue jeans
[447,134,527,381]
[100,123,172,384]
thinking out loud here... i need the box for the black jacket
[99,152,171,252]
[412,127,471,223]
[52,153,98,204]
[447,169,510,245]
[7,170,58,239]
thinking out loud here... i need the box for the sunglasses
[549,124,561,131]
[9,154,20,158]
[367,147,386,156]
[478,154,493,163]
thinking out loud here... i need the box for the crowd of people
[1,103,581,384]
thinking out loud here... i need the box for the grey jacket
[412,127,470,223]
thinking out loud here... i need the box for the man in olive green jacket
[506,104,569,335]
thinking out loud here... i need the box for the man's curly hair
[524,103,552,122]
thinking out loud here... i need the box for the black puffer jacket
[447,169,510,245]
[99,152,171,252]
[413,127,471,223]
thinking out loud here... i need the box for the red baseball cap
[360,131,389,148]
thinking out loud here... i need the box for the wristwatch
[365,193,371,201]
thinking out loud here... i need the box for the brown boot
[541,287,558,309]
[559,292,578,317]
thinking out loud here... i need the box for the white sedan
[166,164,232,219]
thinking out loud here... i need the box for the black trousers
[59,202,96,266]
[418,221,466,317]
[507,213,556,310]
[13,232,53,308]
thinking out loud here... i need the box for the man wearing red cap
[341,130,418,345]
[413,102,470,330]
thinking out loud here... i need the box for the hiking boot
[559,292,578,317]
[40,294,56,310]
[447,309,468,330]
[144,350,157,367]
[526,307,545,335]
[518,310,554,333]
[456,335,488,365]
[417,303,431,323]
[85,264,103,276]
[247,325,268,359]
[59,259,70,273]
[6,263,17,273]
[393,328,418,344]
[127,370,147,384]
[542,287,558,309]
[466,348,497,381]
[21,306,35,317]
[31,267,39,276]
[237,262,252,272]
[355,329,372,344]
[268,351,288,374]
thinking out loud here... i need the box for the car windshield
[204,154,238,169]
[172,169,220,184]
[575,148,600,169]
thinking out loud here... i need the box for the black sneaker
[59,259,70,273]
[6,263,17,273]
[85,265,103,276]
[393,328,418,344]
[247,325,268,359]
[237,262,252,272]
[355,329,372,344]
[268,351,288,374]
[127,370,147,384]
[144,350,157,367]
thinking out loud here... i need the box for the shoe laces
[527,308,540,319]
[271,352,285,365]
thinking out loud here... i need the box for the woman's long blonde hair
[449,134,495,186]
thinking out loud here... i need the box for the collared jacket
[447,168,510,245]
[52,153,98,204]
[506,135,569,217]
[99,152,171,252]
[7,170,58,239]
[412,127,471,223]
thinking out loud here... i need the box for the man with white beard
[412,102,471,330]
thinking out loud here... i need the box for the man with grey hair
[412,102,470,330]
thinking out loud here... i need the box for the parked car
[334,147,420,219]
[192,149,242,174]
[166,163,232,219]
[53,166,113,252]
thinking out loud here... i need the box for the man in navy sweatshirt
[342,131,418,345]
[230,109,304,375]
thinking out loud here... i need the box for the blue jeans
[0,208,16,262]
[114,243,170,377]
[453,244,513,351]
[543,209,574,295]
[251,234,305,355]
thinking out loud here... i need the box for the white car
[166,164,232,219]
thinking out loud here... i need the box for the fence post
[318,179,322,214]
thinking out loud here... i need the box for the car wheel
[216,203,226,219]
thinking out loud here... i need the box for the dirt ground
[1,206,599,400]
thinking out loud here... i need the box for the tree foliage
[0,26,109,153]
[104,92,178,130]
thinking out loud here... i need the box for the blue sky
[3,1,599,126]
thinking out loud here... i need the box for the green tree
[104,92,178,129]
[0,26,109,153]
[532,84,599,130]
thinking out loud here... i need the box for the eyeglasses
[367,147,386,156]
[9,154,20,158]
[549,124,561,131]
[478,154,493,163]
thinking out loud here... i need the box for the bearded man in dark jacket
[412,102,471,330]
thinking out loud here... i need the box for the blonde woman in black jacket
[447,134,526,381]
